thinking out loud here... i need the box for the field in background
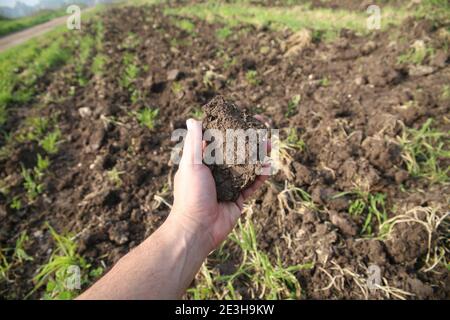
[0,9,69,37]
[0,0,449,300]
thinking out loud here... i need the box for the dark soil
[0,3,449,299]
[202,95,266,202]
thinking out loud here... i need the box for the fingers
[180,119,203,166]
[241,166,270,200]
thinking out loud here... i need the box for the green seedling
[285,95,301,118]
[107,168,124,187]
[135,107,159,130]
[21,166,43,201]
[176,19,196,35]
[319,76,329,87]
[245,70,261,86]
[441,85,450,100]
[39,129,61,154]
[92,54,107,76]
[120,53,139,90]
[171,81,184,95]
[398,118,450,183]
[10,196,22,210]
[286,128,306,151]
[190,107,204,120]
[216,27,232,40]
[21,154,49,201]
[13,232,33,264]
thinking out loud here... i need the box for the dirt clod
[202,96,265,202]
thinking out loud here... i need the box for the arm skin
[77,119,269,300]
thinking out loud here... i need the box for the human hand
[169,118,270,252]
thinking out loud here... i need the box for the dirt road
[0,7,95,53]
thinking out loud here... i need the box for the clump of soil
[202,96,265,202]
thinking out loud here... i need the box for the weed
[0,231,32,284]
[0,249,10,283]
[245,70,261,86]
[285,95,301,118]
[230,219,313,299]
[188,218,313,300]
[13,232,33,264]
[398,119,449,183]
[397,44,435,65]
[334,190,388,236]
[135,107,159,130]
[32,223,103,300]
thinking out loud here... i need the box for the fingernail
[186,118,194,130]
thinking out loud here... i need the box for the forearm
[77,214,212,300]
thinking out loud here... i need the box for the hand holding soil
[171,117,270,250]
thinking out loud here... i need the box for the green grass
[0,231,33,285]
[398,119,450,183]
[0,9,67,37]
[188,219,313,299]
[334,191,388,236]
[216,26,233,40]
[175,19,196,34]
[0,29,72,128]
[397,45,435,65]
[31,223,103,300]
[165,1,409,41]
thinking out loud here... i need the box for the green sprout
[286,94,301,118]
[135,107,159,130]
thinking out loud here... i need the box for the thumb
[180,119,203,166]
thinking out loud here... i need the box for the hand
[169,119,270,252]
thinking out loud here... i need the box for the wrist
[163,211,214,256]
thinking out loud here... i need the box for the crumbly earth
[202,96,266,202]
[0,3,449,299]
